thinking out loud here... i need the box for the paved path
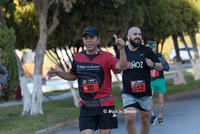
[48,91,200,134]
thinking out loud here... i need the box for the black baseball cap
[147,41,156,48]
[82,26,99,37]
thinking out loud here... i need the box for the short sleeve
[70,60,77,76]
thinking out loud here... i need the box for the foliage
[46,0,143,65]
[48,0,133,49]
[4,0,200,54]
[14,1,39,50]
[136,0,200,53]
[5,1,39,50]
[0,23,19,102]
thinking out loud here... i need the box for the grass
[45,88,76,96]
[0,74,200,134]
[153,74,200,99]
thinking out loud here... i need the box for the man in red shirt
[47,26,127,134]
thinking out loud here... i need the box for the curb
[34,119,78,134]
[35,88,200,134]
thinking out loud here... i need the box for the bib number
[82,79,99,93]
[151,69,159,78]
[131,80,146,93]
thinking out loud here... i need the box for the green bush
[0,23,19,102]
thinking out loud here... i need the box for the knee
[125,113,136,125]
[140,115,149,126]
[158,98,164,104]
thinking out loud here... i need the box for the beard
[129,38,141,47]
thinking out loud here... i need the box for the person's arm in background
[161,55,170,71]
[0,64,8,90]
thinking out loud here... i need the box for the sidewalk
[0,90,79,107]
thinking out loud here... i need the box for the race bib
[151,69,159,78]
[131,80,146,93]
[82,79,99,93]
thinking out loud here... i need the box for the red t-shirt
[70,50,119,107]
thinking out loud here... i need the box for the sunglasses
[147,43,156,47]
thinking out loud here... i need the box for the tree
[0,23,19,102]
[186,0,200,79]
[162,0,188,85]
[172,33,187,85]
[21,0,126,116]
[1,0,35,116]
[139,0,169,48]
[176,0,200,80]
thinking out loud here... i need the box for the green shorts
[151,78,166,94]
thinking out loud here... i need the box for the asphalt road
[52,92,200,134]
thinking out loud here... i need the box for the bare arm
[153,62,163,71]
[47,67,77,81]
[145,58,163,71]
[114,34,127,70]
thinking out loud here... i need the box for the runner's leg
[150,90,155,116]
[125,107,137,134]
[139,110,150,134]
[100,129,111,134]
[81,129,94,134]
[158,93,164,118]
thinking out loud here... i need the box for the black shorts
[79,105,118,132]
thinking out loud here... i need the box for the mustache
[134,38,141,41]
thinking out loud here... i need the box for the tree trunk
[190,60,200,80]
[173,62,187,85]
[68,81,80,107]
[20,76,32,116]
[31,75,43,115]
[0,8,6,25]
[31,0,49,116]
[172,34,187,85]
[13,50,31,116]
[179,32,200,80]
[188,30,200,78]
[31,26,47,115]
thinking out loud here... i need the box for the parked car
[169,45,200,63]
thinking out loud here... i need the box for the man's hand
[127,62,132,69]
[46,67,58,80]
[145,58,154,67]
[114,34,125,49]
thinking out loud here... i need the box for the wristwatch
[151,62,155,68]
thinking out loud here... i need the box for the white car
[169,45,200,63]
